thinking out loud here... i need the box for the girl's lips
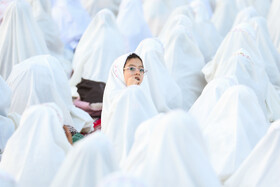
[135,77,140,81]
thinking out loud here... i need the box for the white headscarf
[189,77,238,130]
[224,120,280,187]
[80,0,121,17]
[211,0,238,36]
[203,85,268,182]
[51,0,91,51]
[51,132,117,187]
[0,0,49,80]
[0,76,15,161]
[70,8,125,95]
[124,110,221,187]
[101,53,157,165]
[161,23,206,110]
[7,55,93,132]
[0,103,71,187]
[135,38,183,112]
[117,0,152,52]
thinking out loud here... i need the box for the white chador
[160,16,206,110]
[51,0,90,51]
[117,0,152,52]
[235,0,271,18]
[232,6,258,28]
[70,9,125,96]
[0,76,15,161]
[0,0,49,80]
[211,0,238,37]
[135,38,183,112]
[26,0,72,77]
[189,77,238,130]
[80,0,121,18]
[267,0,280,52]
[0,103,72,187]
[203,85,268,182]
[98,172,147,187]
[204,48,280,122]
[203,23,280,91]
[0,169,16,187]
[124,110,221,187]
[190,1,222,62]
[248,16,280,73]
[7,55,93,132]
[225,120,280,187]
[51,132,117,187]
[142,0,172,37]
[101,54,157,165]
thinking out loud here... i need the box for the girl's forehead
[125,58,143,67]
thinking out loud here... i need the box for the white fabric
[0,76,15,161]
[117,0,152,52]
[26,0,72,77]
[189,77,237,130]
[159,13,194,43]
[7,55,93,132]
[51,0,91,51]
[0,169,16,187]
[235,0,271,18]
[203,23,280,88]
[26,0,64,56]
[70,9,125,95]
[190,1,223,61]
[211,0,238,36]
[0,0,12,24]
[232,6,258,28]
[98,172,147,187]
[248,16,280,73]
[224,120,280,187]
[203,85,269,182]
[124,110,221,187]
[142,0,172,36]
[135,38,183,112]
[161,23,206,110]
[267,0,280,52]
[206,48,280,122]
[80,0,121,17]
[101,53,158,165]
[51,132,117,187]
[0,0,49,80]
[0,103,71,187]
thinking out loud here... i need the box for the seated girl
[101,53,157,166]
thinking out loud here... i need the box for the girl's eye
[129,67,136,71]
[140,69,145,73]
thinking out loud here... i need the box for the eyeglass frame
[123,66,148,74]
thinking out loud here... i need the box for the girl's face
[123,58,145,86]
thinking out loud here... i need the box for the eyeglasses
[123,67,147,74]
